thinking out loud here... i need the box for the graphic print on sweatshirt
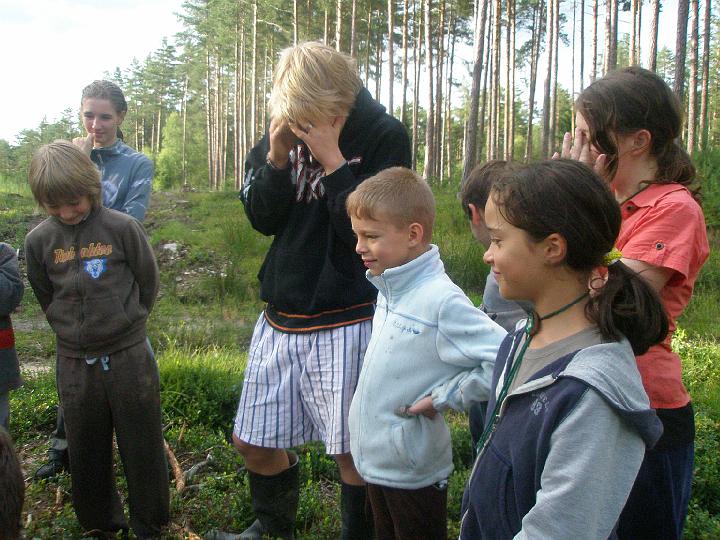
[53,242,113,281]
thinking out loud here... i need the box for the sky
[0,0,681,144]
[0,0,186,143]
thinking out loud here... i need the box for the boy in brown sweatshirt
[24,140,168,539]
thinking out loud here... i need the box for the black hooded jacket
[241,88,411,332]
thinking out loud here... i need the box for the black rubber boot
[33,450,69,480]
[242,452,299,540]
[340,483,374,540]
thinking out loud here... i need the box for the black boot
[340,483,374,540]
[205,453,299,540]
[34,448,69,480]
[244,452,299,540]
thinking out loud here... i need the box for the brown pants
[57,340,169,537]
[367,481,448,540]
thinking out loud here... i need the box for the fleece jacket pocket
[80,295,132,344]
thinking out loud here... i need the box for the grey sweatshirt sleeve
[122,220,159,313]
[515,389,645,540]
[0,244,23,316]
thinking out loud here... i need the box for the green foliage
[696,149,720,228]
[433,184,489,296]
[8,372,58,442]
[159,343,246,435]
[155,110,209,189]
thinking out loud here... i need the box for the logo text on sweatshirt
[54,242,113,264]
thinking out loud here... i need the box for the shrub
[159,343,246,435]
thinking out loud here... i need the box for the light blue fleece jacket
[91,140,153,221]
[349,245,507,489]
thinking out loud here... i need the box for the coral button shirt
[616,183,710,409]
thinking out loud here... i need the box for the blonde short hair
[347,167,435,242]
[28,140,102,209]
[268,41,362,124]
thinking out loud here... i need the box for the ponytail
[655,141,700,201]
[587,262,669,355]
[116,127,124,141]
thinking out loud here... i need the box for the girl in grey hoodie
[461,160,667,540]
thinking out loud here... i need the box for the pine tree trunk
[550,0,559,150]
[462,0,489,180]
[592,0,598,80]
[504,0,515,159]
[580,0,585,90]
[542,0,554,157]
[649,0,660,71]
[182,75,188,189]
[251,0,258,142]
[525,0,543,162]
[445,14,456,179]
[401,0,410,125]
[293,0,299,45]
[423,0,435,181]
[479,6,492,162]
[630,0,638,65]
[324,10,329,44]
[388,0,395,114]
[234,19,241,189]
[434,0,445,178]
[206,48,214,189]
[412,0,421,168]
[365,8,372,87]
[490,0,501,160]
[336,0,343,51]
[375,37,382,100]
[687,0,699,151]
[675,0,690,102]
[699,0,712,150]
[351,0,358,56]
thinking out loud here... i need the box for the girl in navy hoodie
[460,160,666,539]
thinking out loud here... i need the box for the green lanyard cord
[474,291,589,456]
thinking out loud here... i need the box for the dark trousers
[617,442,694,540]
[57,340,169,536]
[49,339,155,460]
[367,482,447,540]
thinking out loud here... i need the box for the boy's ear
[468,203,484,226]
[542,232,567,265]
[408,222,425,246]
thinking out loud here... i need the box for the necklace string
[474,291,590,456]
[618,183,650,206]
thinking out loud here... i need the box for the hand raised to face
[267,116,299,169]
[552,128,608,180]
[72,133,94,156]
[289,116,347,175]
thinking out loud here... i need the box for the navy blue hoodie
[460,330,663,540]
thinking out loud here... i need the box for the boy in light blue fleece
[346,167,506,539]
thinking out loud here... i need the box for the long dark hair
[575,66,699,200]
[491,160,668,354]
[81,80,128,141]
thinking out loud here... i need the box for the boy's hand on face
[268,117,297,169]
[406,395,438,419]
[289,116,346,174]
